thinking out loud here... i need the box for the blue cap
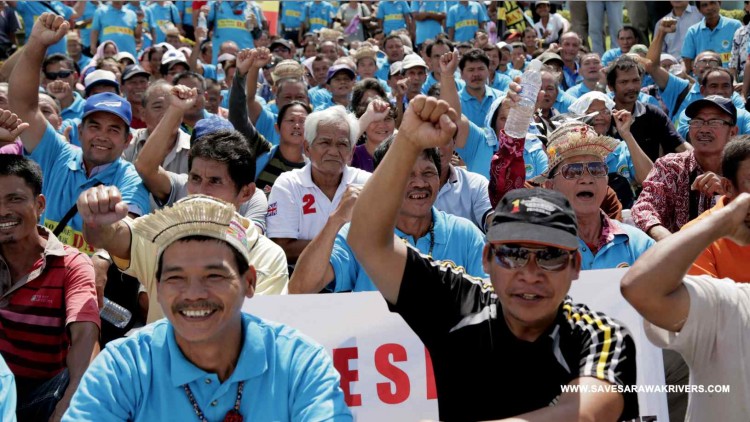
[82,92,132,127]
[685,95,737,125]
[193,116,235,140]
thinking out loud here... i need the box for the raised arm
[622,193,750,332]
[645,19,676,91]
[612,109,653,184]
[188,25,207,74]
[230,48,272,158]
[356,99,390,139]
[437,49,471,148]
[8,13,68,152]
[348,96,458,304]
[245,47,272,124]
[134,85,197,203]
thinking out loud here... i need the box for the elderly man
[266,105,370,263]
[622,191,750,421]
[565,53,604,98]
[79,86,288,326]
[681,0,741,75]
[558,32,583,91]
[64,195,351,421]
[288,134,487,294]
[633,96,737,241]
[542,121,655,269]
[120,64,151,130]
[0,155,100,422]
[347,95,639,421]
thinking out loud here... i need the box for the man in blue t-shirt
[147,1,182,44]
[13,1,72,55]
[91,2,141,56]
[207,1,262,64]
[279,1,306,45]
[411,1,447,48]
[446,0,489,43]
[681,0,741,75]
[377,0,412,36]
[300,0,336,36]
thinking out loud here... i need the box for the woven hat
[132,195,251,272]
[351,43,379,62]
[272,59,306,83]
[318,28,343,42]
[543,121,620,177]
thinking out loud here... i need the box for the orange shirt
[683,196,750,282]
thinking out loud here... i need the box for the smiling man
[64,195,351,421]
[346,95,639,421]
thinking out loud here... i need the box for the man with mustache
[633,96,738,241]
[458,48,502,128]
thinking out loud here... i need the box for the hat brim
[123,71,150,82]
[82,108,130,128]
[84,80,120,96]
[685,99,736,124]
[487,221,579,250]
[326,69,356,84]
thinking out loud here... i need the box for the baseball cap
[122,64,151,82]
[660,53,678,65]
[401,53,427,71]
[115,51,136,65]
[270,38,293,52]
[192,116,235,142]
[326,64,355,84]
[218,53,236,64]
[487,188,579,250]
[82,92,132,127]
[685,95,737,125]
[161,50,189,69]
[496,41,513,53]
[84,69,120,97]
[538,52,564,67]
[389,61,403,77]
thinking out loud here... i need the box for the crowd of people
[0,0,749,421]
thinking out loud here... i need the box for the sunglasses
[490,245,574,272]
[553,161,608,180]
[44,70,74,80]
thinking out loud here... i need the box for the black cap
[270,38,293,52]
[538,52,564,67]
[122,64,151,82]
[685,95,737,125]
[487,188,579,250]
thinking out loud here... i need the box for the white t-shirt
[534,13,568,44]
[644,275,750,422]
[435,165,492,231]
[266,163,371,241]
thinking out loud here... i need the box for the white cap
[401,54,427,71]
[161,50,188,66]
[218,53,236,64]
[660,53,678,64]
[496,41,512,52]
[84,69,118,88]
[115,52,136,64]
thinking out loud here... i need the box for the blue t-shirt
[554,90,576,114]
[375,60,392,82]
[92,5,139,56]
[459,121,498,179]
[579,219,655,270]
[331,208,488,292]
[308,86,333,110]
[605,141,637,186]
[63,314,353,422]
[421,71,466,95]
[376,1,411,35]
[147,2,181,43]
[279,1,306,30]
[303,1,336,32]
[446,1,488,42]
[499,66,522,80]
[27,123,150,255]
[255,106,281,146]
[565,82,594,99]
[176,1,193,27]
[61,92,85,122]
[459,85,502,127]
[682,16,742,67]
[524,135,548,179]
[0,354,15,422]
[78,2,102,47]
[601,47,622,67]
[125,3,156,50]
[207,1,261,64]
[16,1,72,55]
[411,1,446,45]
[490,71,512,93]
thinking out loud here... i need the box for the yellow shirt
[114,215,289,323]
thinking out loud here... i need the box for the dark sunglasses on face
[490,244,574,272]
[554,161,608,180]
[44,70,74,80]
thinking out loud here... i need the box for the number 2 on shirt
[302,194,317,215]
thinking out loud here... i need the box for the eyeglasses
[553,161,608,179]
[490,245,574,272]
[688,118,732,129]
[695,58,721,66]
[44,70,74,80]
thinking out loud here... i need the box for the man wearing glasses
[633,96,738,241]
[542,121,655,269]
[41,53,84,123]
[347,95,639,421]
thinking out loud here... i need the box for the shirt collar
[67,152,115,178]
[394,207,447,246]
[597,211,628,249]
[0,227,67,297]
[632,101,646,118]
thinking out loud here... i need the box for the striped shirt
[391,247,639,421]
[0,227,100,380]
[255,145,306,196]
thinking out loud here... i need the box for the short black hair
[427,82,441,98]
[722,135,750,187]
[155,235,250,281]
[606,55,644,89]
[617,25,642,43]
[276,101,312,127]
[384,33,403,49]
[189,130,256,190]
[43,53,76,74]
[372,134,441,179]
[459,48,490,71]
[0,155,43,196]
[351,78,388,113]
[426,38,454,57]
[701,67,735,88]
[173,71,206,92]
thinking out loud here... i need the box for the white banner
[246,269,668,422]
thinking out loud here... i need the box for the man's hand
[91,254,109,309]
[691,171,725,197]
[398,95,458,150]
[250,47,272,70]
[31,13,69,47]
[439,50,459,76]
[613,109,634,135]
[331,185,362,223]
[46,79,73,103]
[721,192,750,245]
[169,84,198,111]
[395,79,408,100]
[194,25,208,42]
[660,17,678,34]
[48,396,70,422]
[235,48,255,76]
[77,185,129,228]
[0,109,29,143]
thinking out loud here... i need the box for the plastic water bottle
[197,11,207,30]
[100,297,132,329]
[217,64,225,83]
[504,59,543,139]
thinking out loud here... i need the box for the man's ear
[722,176,736,199]
[543,178,554,189]
[482,243,491,274]
[244,266,257,299]
[238,182,255,204]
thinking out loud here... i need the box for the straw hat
[543,121,620,177]
[271,59,306,83]
[351,43,379,62]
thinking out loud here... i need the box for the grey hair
[142,80,173,107]
[304,105,359,149]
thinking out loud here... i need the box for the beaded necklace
[183,381,245,422]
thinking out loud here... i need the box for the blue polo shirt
[554,90,576,114]
[524,135,548,179]
[27,123,150,255]
[124,3,156,49]
[255,107,281,146]
[63,314,352,422]
[303,1,336,32]
[682,16,742,66]
[308,86,332,109]
[459,121,497,179]
[421,72,466,95]
[78,2,102,47]
[279,1,305,30]
[676,106,750,139]
[499,67,522,80]
[61,92,85,122]
[660,72,746,124]
[411,1,446,45]
[446,1,488,42]
[562,62,582,90]
[579,217,655,270]
[207,1,260,64]
[459,85,501,127]
[565,82,594,99]
[330,208,488,292]
[176,1,193,27]
[16,1,72,56]
[147,2,181,43]
[490,71,512,93]
[377,1,411,35]
[601,47,622,67]
[605,141,637,186]
[0,355,15,422]
[92,5,139,56]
